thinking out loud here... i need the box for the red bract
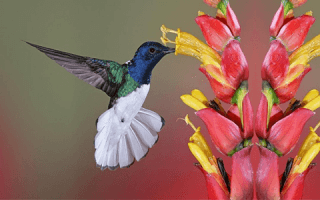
[226,4,240,37]
[277,14,315,52]
[196,165,230,200]
[261,40,311,103]
[270,3,314,51]
[200,40,249,103]
[256,147,280,200]
[196,107,242,155]
[230,147,253,199]
[255,93,314,155]
[268,108,313,155]
[261,40,289,89]
[281,165,314,199]
[195,147,253,200]
[195,15,233,52]
[195,2,240,51]
[270,3,285,37]
[196,93,253,155]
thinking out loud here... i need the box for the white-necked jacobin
[26,41,174,170]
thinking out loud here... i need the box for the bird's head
[129,41,175,85]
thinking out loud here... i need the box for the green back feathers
[105,61,139,97]
[118,73,140,97]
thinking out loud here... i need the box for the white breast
[113,84,150,129]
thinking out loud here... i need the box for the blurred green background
[1,0,320,198]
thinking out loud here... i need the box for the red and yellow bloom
[185,115,253,199]
[256,121,320,199]
[255,89,320,156]
[181,89,253,156]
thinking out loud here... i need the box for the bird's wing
[26,42,126,97]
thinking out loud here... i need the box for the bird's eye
[149,48,155,54]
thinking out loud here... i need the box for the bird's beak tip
[164,47,175,54]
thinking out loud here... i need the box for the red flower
[200,40,249,103]
[256,122,320,199]
[262,40,312,104]
[196,147,254,200]
[270,3,314,51]
[256,146,280,199]
[229,147,253,199]
[183,91,253,156]
[186,116,253,200]
[195,1,240,51]
[255,89,320,156]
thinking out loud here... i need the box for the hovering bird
[26,41,174,170]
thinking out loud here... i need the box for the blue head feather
[128,42,174,85]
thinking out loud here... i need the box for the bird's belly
[113,84,150,128]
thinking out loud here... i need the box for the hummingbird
[26,41,175,170]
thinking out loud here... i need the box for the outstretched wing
[26,41,127,97]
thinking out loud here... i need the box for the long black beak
[163,47,175,54]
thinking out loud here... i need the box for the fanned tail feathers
[95,107,164,170]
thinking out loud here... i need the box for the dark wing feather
[26,41,126,97]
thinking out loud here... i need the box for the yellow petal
[191,89,209,106]
[305,11,313,16]
[296,143,320,174]
[180,94,208,111]
[302,89,319,106]
[198,10,206,16]
[289,34,320,65]
[190,130,213,159]
[302,96,320,111]
[160,25,221,67]
[188,143,217,174]
[297,127,320,158]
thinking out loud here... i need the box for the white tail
[94,107,164,170]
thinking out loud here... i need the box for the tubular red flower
[230,147,253,199]
[256,147,281,200]
[196,108,243,155]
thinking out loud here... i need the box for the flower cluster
[160,0,320,199]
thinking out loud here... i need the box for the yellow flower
[180,89,225,113]
[301,89,320,111]
[281,120,320,195]
[293,120,320,174]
